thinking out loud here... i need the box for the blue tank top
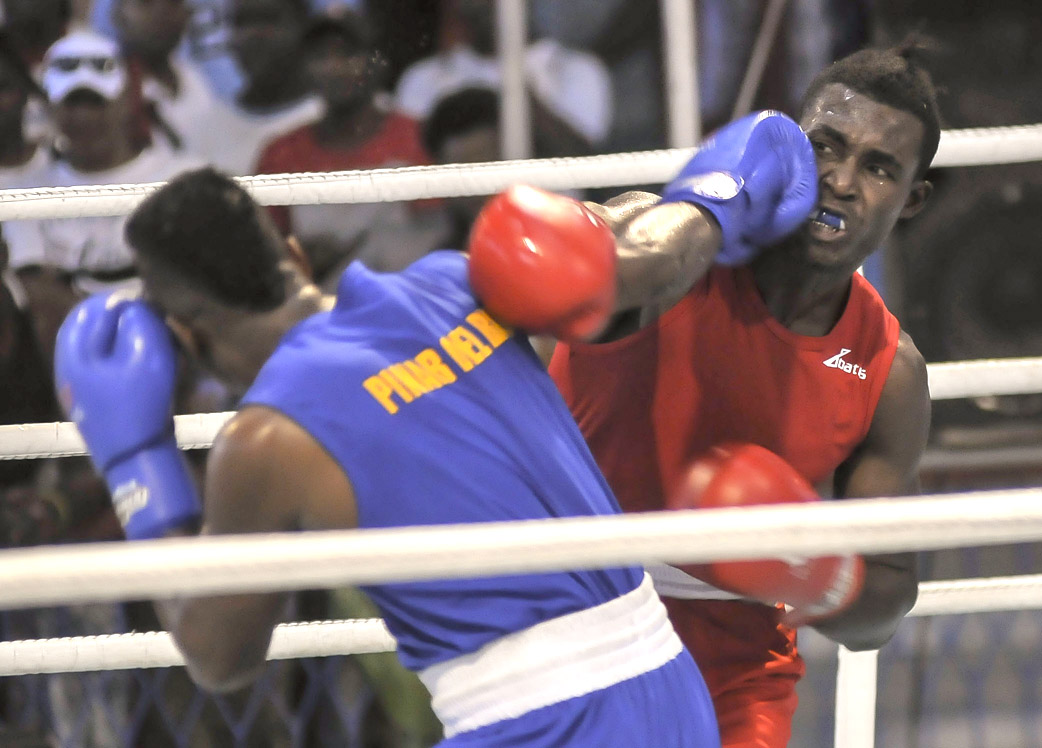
[242,251,643,671]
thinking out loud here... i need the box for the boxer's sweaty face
[798,84,928,270]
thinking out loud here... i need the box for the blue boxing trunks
[422,574,721,747]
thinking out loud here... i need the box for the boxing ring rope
[1,356,1039,461]
[0,619,398,677]
[2,489,1042,609]
[2,573,1040,678]
[2,122,1042,221]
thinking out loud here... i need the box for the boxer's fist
[56,293,179,471]
[468,185,616,343]
[55,293,200,540]
[668,443,864,621]
[661,111,817,266]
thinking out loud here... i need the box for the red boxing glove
[667,443,864,622]
[467,185,616,343]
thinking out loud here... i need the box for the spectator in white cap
[41,28,140,166]
[3,27,203,365]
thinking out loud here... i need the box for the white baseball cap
[42,29,127,103]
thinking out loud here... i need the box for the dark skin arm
[156,405,358,692]
[584,191,722,341]
[810,331,931,651]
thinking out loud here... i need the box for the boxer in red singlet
[548,44,939,747]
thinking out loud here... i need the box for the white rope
[926,357,1042,400]
[0,412,232,460]
[832,573,1042,748]
[3,357,1037,461]
[0,618,395,676]
[909,573,1042,618]
[0,153,686,221]
[3,573,1039,676]
[1,489,1042,610]
[930,123,1042,167]
[1,124,1041,221]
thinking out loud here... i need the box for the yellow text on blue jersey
[362,310,512,414]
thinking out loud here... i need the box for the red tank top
[550,266,900,695]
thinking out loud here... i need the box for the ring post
[834,645,879,748]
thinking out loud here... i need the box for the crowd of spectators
[0,0,868,744]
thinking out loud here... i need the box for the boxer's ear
[165,315,202,361]
[900,180,932,219]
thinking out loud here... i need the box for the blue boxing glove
[661,110,818,266]
[55,292,201,540]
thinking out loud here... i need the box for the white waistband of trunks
[646,563,745,601]
[649,564,795,626]
[419,572,684,738]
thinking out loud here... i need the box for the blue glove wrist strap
[105,436,202,541]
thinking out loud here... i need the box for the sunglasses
[48,56,121,75]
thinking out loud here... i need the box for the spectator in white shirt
[94,0,364,103]
[3,28,203,362]
[221,0,323,174]
[101,0,321,174]
[109,0,232,163]
[395,0,612,156]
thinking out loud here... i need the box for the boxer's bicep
[204,405,358,535]
[836,332,930,500]
[203,406,311,534]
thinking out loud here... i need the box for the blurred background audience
[256,6,444,282]
[395,0,612,157]
[421,86,500,251]
[109,0,235,163]
[0,0,71,69]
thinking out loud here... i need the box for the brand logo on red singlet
[823,348,867,380]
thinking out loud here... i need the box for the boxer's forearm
[153,527,285,693]
[156,590,285,693]
[809,551,919,651]
[609,201,722,313]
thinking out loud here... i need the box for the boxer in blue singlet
[55,110,815,746]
